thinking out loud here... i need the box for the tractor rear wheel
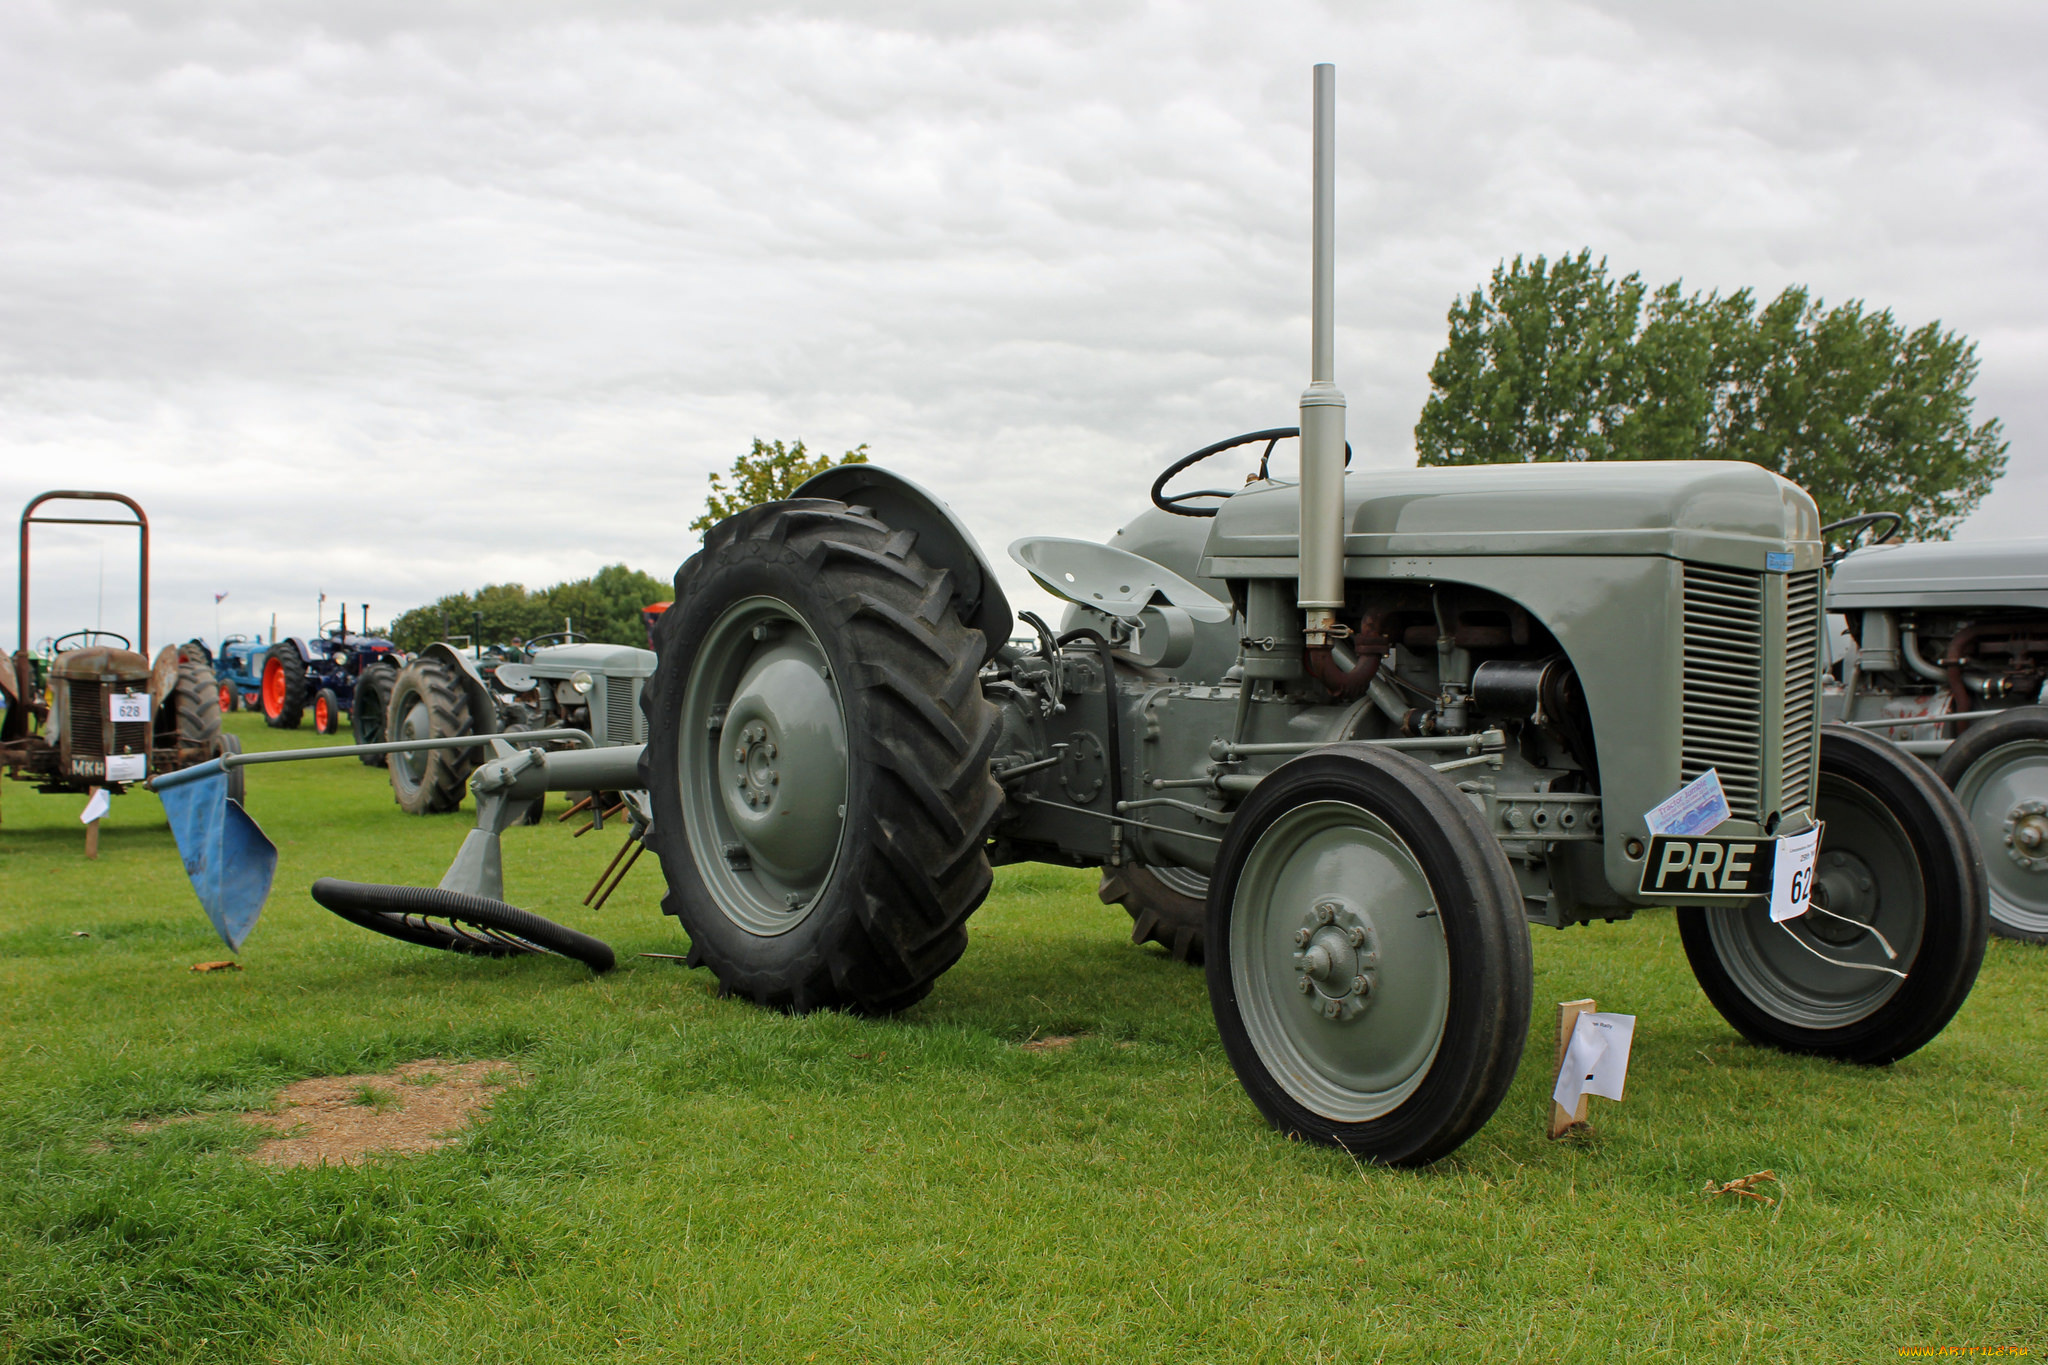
[261,644,307,729]
[642,499,1004,1013]
[385,657,475,814]
[1100,861,1208,963]
[170,656,224,768]
[1679,725,1988,1063]
[1206,744,1533,1165]
[1936,706,2048,943]
[352,665,395,767]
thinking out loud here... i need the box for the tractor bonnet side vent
[1681,563,1764,823]
[606,674,638,745]
[1781,569,1821,813]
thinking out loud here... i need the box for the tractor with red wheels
[243,605,404,738]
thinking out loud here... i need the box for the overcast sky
[4,0,2043,650]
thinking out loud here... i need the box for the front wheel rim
[1706,772,1920,1027]
[1953,738,2048,937]
[678,596,850,936]
[1229,800,1450,1122]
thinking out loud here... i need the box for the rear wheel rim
[678,596,849,936]
[394,696,431,785]
[1706,774,1919,1027]
[1151,863,1210,899]
[219,683,233,711]
[262,659,285,715]
[1229,800,1449,1122]
[1952,739,2048,937]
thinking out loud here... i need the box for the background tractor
[253,604,402,737]
[2,491,239,811]
[378,634,655,814]
[1822,515,2048,941]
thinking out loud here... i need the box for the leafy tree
[1414,251,2008,536]
[387,564,672,652]
[690,438,870,534]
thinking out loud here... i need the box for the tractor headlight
[570,670,595,695]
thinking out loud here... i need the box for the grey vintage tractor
[631,68,1986,1164]
[1821,517,2048,942]
[153,66,1989,1167]
[379,636,655,814]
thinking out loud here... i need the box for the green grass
[1,712,2042,1363]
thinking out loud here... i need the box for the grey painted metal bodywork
[991,457,1824,924]
[1827,539,2048,612]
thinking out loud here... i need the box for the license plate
[1638,834,1778,900]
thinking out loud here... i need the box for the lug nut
[1346,927,1365,947]
[1352,975,1370,995]
[1297,977,1313,994]
[1294,928,1312,947]
[1317,905,1336,925]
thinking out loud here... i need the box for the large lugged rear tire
[1936,706,2048,944]
[170,656,224,767]
[642,498,1004,1014]
[352,664,396,767]
[1206,744,1533,1166]
[261,643,307,729]
[1100,861,1208,963]
[1679,725,1988,1064]
[385,657,474,814]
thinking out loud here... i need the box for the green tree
[690,438,870,534]
[1414,251,2008,536]
[387,564,673,652]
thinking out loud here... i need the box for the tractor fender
[791,463,1013,659]
[149,645,182,705]
[418,642,502,735]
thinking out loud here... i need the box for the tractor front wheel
[1206,744,1533,1165]
[385,657,475,814]
[1937,706,2048,943]
[641,499,1004,1013]
[313,688,343,736]
[219,681,238,713]
[1679,725,1988,1063]
[261,644,307,729]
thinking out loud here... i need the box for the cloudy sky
[4,0,2043,650]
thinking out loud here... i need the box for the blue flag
[155,760,278,952]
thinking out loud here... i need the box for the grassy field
[1,712,2043,1363]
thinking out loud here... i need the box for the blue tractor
[229,605,405,742]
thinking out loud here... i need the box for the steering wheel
[51,629,131,653]
[1150,427,1353,518]
[1820,512,1906,567]
[524,631,589,650]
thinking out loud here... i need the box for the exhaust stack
[1297,62,1347,642]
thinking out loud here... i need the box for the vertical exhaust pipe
[1297,62,1347,643]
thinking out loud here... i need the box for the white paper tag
[1553,1012,1637,1109]
[110,692,151,723]
[1769,824,1823,923]
[105,753,148,783]
[1645,769,1730,837]
[79,788,112,824]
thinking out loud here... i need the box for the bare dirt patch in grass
[1018,1034,1079,1052]
[246,1058,522,1167]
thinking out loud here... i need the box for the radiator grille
[1681,564,1764,821]
[606,675,640,745]
[1781,570,1821,812]
[67,679,103,757]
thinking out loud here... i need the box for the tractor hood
[525,642,656,677]
[1199,460,1821,577]
[50,645,150,682]
[1826,538,2048,612]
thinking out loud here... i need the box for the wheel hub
[2003,800,2048,873]
[1806,847,1879,945]
[1290,898,1379,1022]
[733,720,782,811]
